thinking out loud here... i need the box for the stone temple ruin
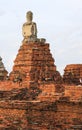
[0,57,8,80]
[0,11,82,129]
[63,64,82,85]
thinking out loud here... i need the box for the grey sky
[0,0,82,74]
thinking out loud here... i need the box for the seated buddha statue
[22,11,37,42]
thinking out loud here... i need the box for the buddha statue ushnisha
[22,11,37,42]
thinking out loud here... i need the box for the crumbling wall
[0,101,82,130]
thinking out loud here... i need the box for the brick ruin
[0,40,81,129]
[9,42,62,86]
[0,11,82,129]
[0,56,8,80]
[63,64,82,85]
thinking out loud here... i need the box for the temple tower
[10,11,62,89]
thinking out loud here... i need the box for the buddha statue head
[26,11,33,24]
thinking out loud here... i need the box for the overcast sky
[0,0,82,75]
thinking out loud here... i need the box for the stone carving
[22,11,37,42]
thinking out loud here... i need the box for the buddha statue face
[26,11,33,24]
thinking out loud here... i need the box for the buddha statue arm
[32,22,37,37]
[22,23,26,38]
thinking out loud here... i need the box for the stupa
[9,11,63,99]
[10,11,60,83]
[0,56,8,80]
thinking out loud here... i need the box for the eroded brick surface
[0,101,81,130]
[9,42,62,87]
[63,64,82,84]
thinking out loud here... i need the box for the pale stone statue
[22,11,37,42]
[22,11,46,43]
